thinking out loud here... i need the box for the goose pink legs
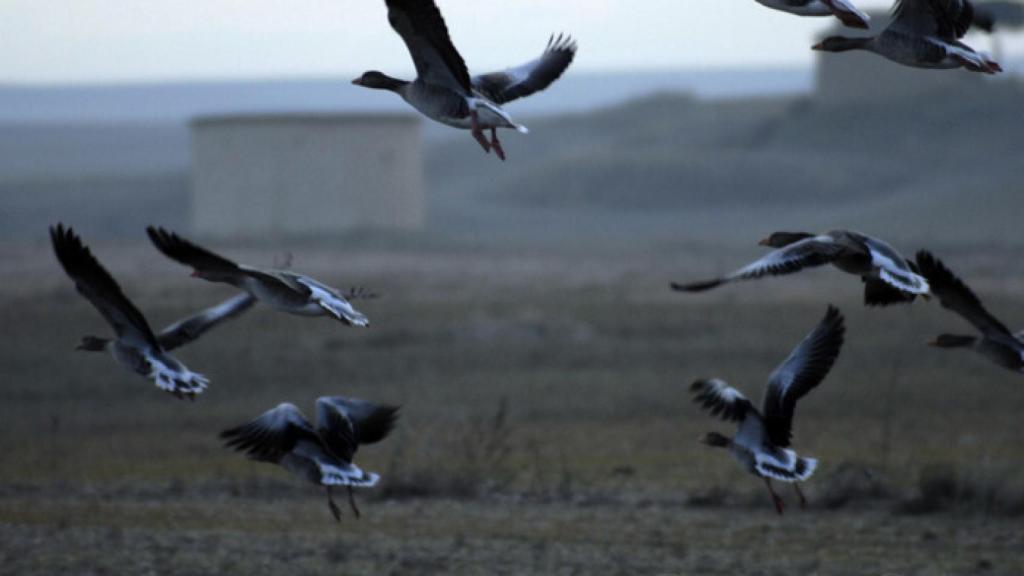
[793,483,808,509]
[764,478,785,515]
[470,110,492,154]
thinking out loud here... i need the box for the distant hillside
[0,123,187,179]
[423,79,1024,248]
[1,75,1021,249]
[0,68,810,124]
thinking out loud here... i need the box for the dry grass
[3,241,1024,575]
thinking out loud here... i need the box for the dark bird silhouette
[693,306,845,514]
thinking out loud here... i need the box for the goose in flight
[916,251,1024,373]
[50,224,233,399]
[671,230,930,307]
[755,0,870,29]
[221,396,399,520]
[352,0,576,161]
[812,0,1002,73]
[692,306,845,514]
[146,227,369,327]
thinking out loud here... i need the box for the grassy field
[2,239,1024,575]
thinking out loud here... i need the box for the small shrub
[819,461,892,510]
[896,464,1024,516]
[375,398,517,501]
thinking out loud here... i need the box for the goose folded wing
[891,0,975,39]
[157,293,257,351]
[915,250,1012,336]
[820,0,872,28]
[762,306,845,447]
[472,34,577,105]
[863,236,929,294]
[50,224,160,348]
[220,403,320,463]
[691,379,755,422]
[314,398,358,462]
[386,0,472,93]
[671,236,844,292]
[146,226,241,274]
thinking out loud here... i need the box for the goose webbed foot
[470,110,491,154]
[489,128,506,161]
[347,485,361,519]
[327,487,342,522]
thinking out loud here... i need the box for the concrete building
[190,113,423,239]
[814,13,986,103]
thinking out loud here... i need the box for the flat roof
[192,111,421,128]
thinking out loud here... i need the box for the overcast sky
[2,0,1019,84]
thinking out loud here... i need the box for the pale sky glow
[1,0,1020,84]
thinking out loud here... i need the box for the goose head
[352,71,407,92]
[189,268,236,283]
[928,334,978,348]
[759,231,815,248]
[700,432,732,449]
[812,36,872,53]
[77,335,110,352]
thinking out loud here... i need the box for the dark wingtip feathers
[358,405,401,446]
[146,226,239,272]
[545,32,578,55]
[49,223,105,286]
[671,279,725,293]
[822,305,846,342]
[690,379,748,422]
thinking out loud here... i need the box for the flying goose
[693,306,845,514]
[755,0,870,29]
[916,251,1024,373]
[50,224,229,399]
[671,230,930,307]
[352,0,576,161]
[221,396,399,520]
[812,0,1002,73]
[146,227,369,327]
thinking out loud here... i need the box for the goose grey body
[352,0,576,160]
[50,224,216,399]
[693,306,845,514]
[672,229,929,307]
[917,251,1024,373]
[755,0,870,28]
[812,0,1001,73]
[221,396,399,521]
[146,227,369,327]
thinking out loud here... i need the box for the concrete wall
[191,114,423,238]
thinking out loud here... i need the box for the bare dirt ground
[3,240,1024,575]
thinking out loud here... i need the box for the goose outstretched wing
[762,306,845,447]
[147,226,241,275]
[916,250,1012,337]
[386,0,472,93]
[672,236,845,292]
[220,403,321,463]
[891,0,975,40]
[691,378,756,422]
[157,293,256,351]
[472,34,577,105]
[51,224,160,349]
[315,396,400,462]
